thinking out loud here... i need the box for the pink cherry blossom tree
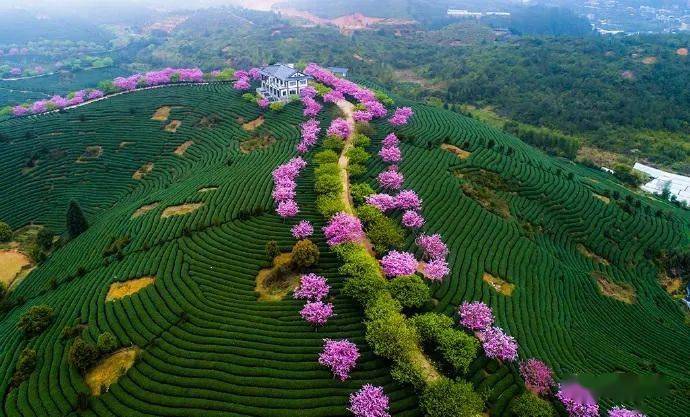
[378,146,402,163]
[415,233,447,260]
[519,359,554,395]
[380,251,418,277]
[294,273,330,301]
[276,200,299,219]
[401,210,424,229]
[479,327,518,362]
[291,220,314,240]
[318,339,360,381]
[300,301,334,327]
[421,259,449,281]
[323,212,364,247]
[377,167,404,190]
[458,301,494,330]
[365,194,397,212]
[348,385,390,417]
[556,383,599,417]
[327,118,351,139]
[609,407,645,417]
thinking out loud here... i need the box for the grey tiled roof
[260,64,311,81]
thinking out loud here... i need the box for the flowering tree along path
[334,98,441,383]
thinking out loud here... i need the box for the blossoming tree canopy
[458,301,494,330]
[415,233,448,260]
[300,301,334,327]
[479,326,519,362]
[395,190,422,211]
[378,146,402,164]
[327,118,351,139]
[401,210,424,229]
[380,251,418,278]
[318,339,360,381]
[291,220,314,240]
[365,194,397,212]
[556,383,599,417]
[377,167,404,190]
[389,106,414,126]
[608,407,646,417]
[322,212,364,247]
[294,273,330,302]
[348,384,390,417]
[382,133,399,148]
[519,358,554,395]
[421,259,449,281]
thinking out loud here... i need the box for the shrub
[346,147,371,165]
[365,313,419,362]
[351,184,375,206]
[367,215,404,255]
[356,204,382,224]
[390,360,425,390]
[436,328,479,374]
[420,378,485,417]
[343,273,388,306]
[315,174,342,196]
[68,337,100,374]
[96,331,118,355]
[66,200,89,239]
[323,136,345,152]
[389,275,431,309]
[11,347,37,386]
[291,239,319,270]
[314,150,339,164]
[511,392,556,417]
[36,228,54,250]
[411,313,454,341]
[265,240,280,260]
[28,245,46,264]
[316,195,346,217]
[0,221,12,242]
[365,293,402,321]
[348,164,366,177]
[269,102,284,112]
[17,305,54,338]
[61,324,84,340]
[353,134,371,148]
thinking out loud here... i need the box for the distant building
[633,162,690,204]
[326,67,349,78]
[447,9,483,18]
[257,63,312,102]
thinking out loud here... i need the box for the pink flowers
[348,385,390,417]
[319,339,360,381]
[327,118,351,139]
[556,383,599,417]
[302,96,322,117]
[323,89,345,103]
[272,157,307,218]
[395,190,422,211]
[258,97,270,108]
[300,301,334,327]
[415,233,447,260]
[389,107,414,126]
[323,212,365,247]
[10,67,21,76]
[87,89,104,100]
[608,407,646,417]
[233,77,250,90]
[402,210,424,229]
[353,110,374,122]
[458,301,494,330]
[291,220,314,240]
[298,119,321,153]
[479,327,518,362]
[294,273,330,301]
[365,193,397,212]
[382,133,399,148]
[11,106,29,117]
[519,359,554,395]
[380,251,418,277]
[377,167,404,190]
[277,200,299,219]
[378,146,401,163]
[421,259,449,281]
[113,75,140,91]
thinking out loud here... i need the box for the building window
[281,90,287,97]
[289,89,296,95]
[299,80,307,86]
[289,81,296,87]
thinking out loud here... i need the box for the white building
[633,162,690,204]
[257,63,312,102]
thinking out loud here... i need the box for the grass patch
[255,253,300,302]
[483,272,515,296]
[164,120,182,133]
[240,135,276,154]
[0,250,32,288]
[118,141,135,149]
[594,272,635,304]
[593,193,610,204]
[161,202,204,218]
[577,244,610,265]
[441,143,471,159]
[84,347,140,396]
[174,141,194,156]
[242,115,265,131]
[151,106,171,121]
[106,277,156,302]
[76,146,103,163]
[132,162,154,180]
[198,187,218,193]
[131,202,159,219]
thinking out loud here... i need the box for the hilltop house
[257,63,311,102]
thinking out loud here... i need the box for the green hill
[0,83,688,416]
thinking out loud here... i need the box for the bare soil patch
[576,145,626,169]
[85,347,140,395]
[483,273,515,296]
[577,244,610,265]
[106,277,156,301]
[593,194,610,204]
[393,69,446,91]
[642,56,657,65]
[76,145,103,163]
[441,143,472,159]
[161,202,204,218]
[242,115,265,131]
[594,272,635,304]
[0,250,32,288]
[164,120,182,133]
[659,274,685,298]
[151,106,171,121]
[240,135,276,153]
[677,48,688,56]
[132,162,154,180]
[119,141,135,149]
[174,141,194,156]
[131,202,159,219]
[255,253,300,301]
[198,187,218,193]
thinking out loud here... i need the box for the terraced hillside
[0,83,688,417]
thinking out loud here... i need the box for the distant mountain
[0,10,112,44]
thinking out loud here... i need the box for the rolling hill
[0,80,687,417]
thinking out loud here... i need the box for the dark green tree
[68,337,100,374]
[66,200,89,239]
[0,221,12,242]
[511,392,556,417]
[265,240,280,261]
[17,305,54,338]
[291,239,319,270]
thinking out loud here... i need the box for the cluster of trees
[503,121,580,160]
